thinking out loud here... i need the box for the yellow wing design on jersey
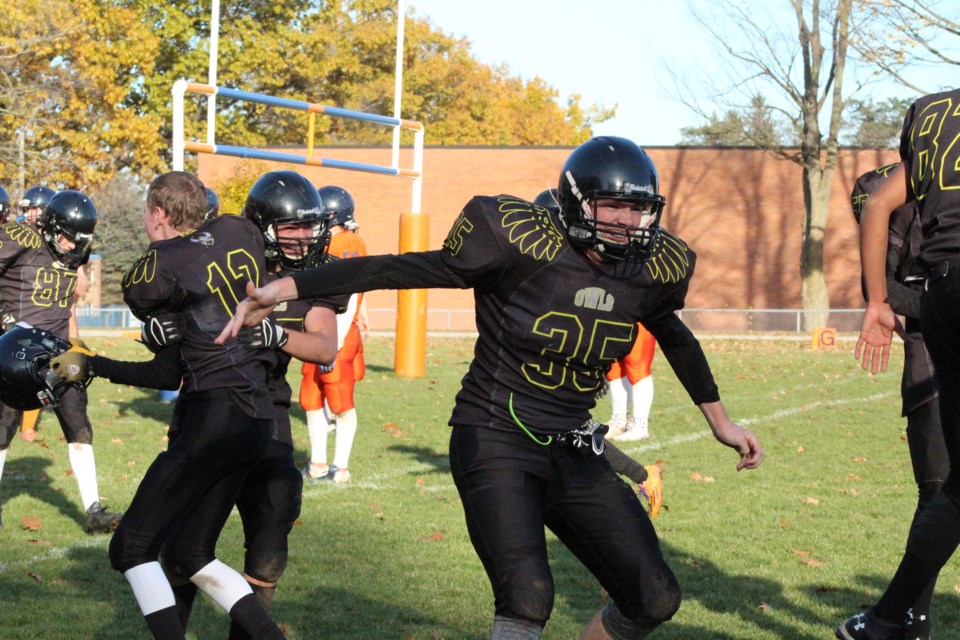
[644,229,691,284]
[498,197,564,262]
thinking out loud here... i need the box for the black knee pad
[108,530,134,573]
[56,387,93,444]
[917,480,944,512]
[498,563,554,626]
[161,538,215,579]
[601,600,677,640]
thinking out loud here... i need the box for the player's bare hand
[714,422,763,471]
[216,281,279,345]
[855,302,899,374]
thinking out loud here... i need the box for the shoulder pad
[494,195,565,262]
[644,228,693,284]
[0,223,42,250]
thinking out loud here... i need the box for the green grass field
[0,335,956,639]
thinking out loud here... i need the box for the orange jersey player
[606,322,656,440]
[300,186,367,484]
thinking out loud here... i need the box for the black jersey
[293,195,712,436]
[0,222,77,336]
[267,266,346,445]
[122,215,274,419]
[900,89,960,271]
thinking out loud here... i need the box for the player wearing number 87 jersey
[0,190,122,534]
[220,136,764,640]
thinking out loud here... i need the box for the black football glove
[139,313,185,353]
[238,318,289,350]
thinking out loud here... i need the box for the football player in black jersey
[846,165,946,640]
[220,136,764,640]
[0,189,122,534]
[839,89,960,640]
[54,170,341,639]
[81,171,286,640]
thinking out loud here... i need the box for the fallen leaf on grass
[758,602,774,613]
[815,585,839,594]
[801,557,825,567]
[63,470,73,477]
[419,531,444,541]
[804,497,820,505]
[27,572,41,583]
[21,516,42,531]
[789,548,810,557]
[853,456,868,463]
[110,438,123,445]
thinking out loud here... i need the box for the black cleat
[85,501,122,534]
[835,607,902,640]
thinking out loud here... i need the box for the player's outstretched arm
[699,401,763,471]
[217,278,299,344]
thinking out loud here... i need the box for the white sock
[124,562,176,615]
[630,376,654,422]
[189,559,253,613]
[333,409,357,469]
[305,409,328,466]
[0,447,8,483]
[68,443,99,510]
[608,377,629,418]
[323,400,335,427]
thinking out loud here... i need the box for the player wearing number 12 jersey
[108,171,283,639]
[220,137,763,640]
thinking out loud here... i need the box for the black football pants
[109,389,272,574]
[0,385,93,448]
[449,425,681,628]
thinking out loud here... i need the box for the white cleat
[617,416,649,441]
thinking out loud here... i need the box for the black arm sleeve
[886,277,921,319]
[90,345,182,390]
[644,312,720,405]
[292,251,468,300]
[603,442,648,484]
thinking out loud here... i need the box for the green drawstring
[508,393,552,446]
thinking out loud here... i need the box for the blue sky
[406,0,953,146]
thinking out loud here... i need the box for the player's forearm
[90,346,182,390]
[603,441,648,484]
[291,252,462,300]
[646,314,719,404]
[698,400,736,438]
[860,165,906,304]
[281,328,337,365]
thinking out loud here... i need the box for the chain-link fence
[76,305,867,335]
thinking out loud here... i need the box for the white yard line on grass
[620,390,897,455]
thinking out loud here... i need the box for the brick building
[198,146,899,331]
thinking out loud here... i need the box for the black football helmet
[18,185,56,228]
[0,323,78,410]
[0,185,10,224]
[205,188,220,221]
[318,185,357,231]
[557,136,666,262]
[40,190,98,269]
[533,188,560,213]
[243,170,332,270]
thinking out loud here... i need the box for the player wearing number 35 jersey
[220,136,763,640]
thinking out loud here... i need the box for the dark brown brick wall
[200,147,899,331]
